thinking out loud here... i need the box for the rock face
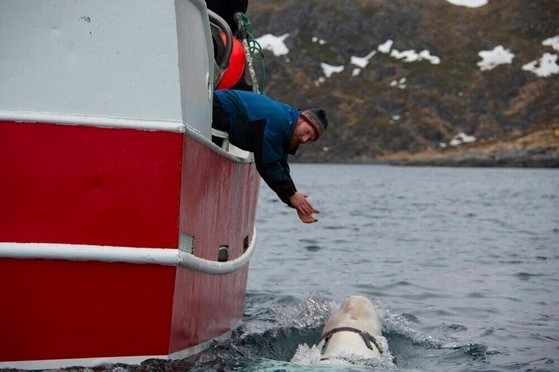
[245,0,559,166]
[378,129,559,167]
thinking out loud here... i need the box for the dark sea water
[183,164,559,372]
[92,164,559,371]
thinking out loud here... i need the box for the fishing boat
[0,0,260,369]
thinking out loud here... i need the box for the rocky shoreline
[375,129,559,168]
[295,128,559,168]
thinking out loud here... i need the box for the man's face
[288,118,317,151]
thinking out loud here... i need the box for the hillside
[244,0,559,166]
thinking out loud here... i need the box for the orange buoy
[217,33,246,89]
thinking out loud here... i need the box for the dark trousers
[205,0,248,33]
[212,95,229,132]
[212,95,230,147]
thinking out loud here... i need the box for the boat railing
[0,227,256,275]
[185,124,254,162]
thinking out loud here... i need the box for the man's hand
[289,192,319,224]
[296,209,318,223]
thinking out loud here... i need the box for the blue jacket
[214,90,301,206]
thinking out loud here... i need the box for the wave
[77,294,496,372]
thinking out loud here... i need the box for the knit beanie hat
[300,109,329,140]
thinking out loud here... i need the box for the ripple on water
[514,272,545,281]
[304,245,322,252]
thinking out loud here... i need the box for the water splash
[291,343,322,364]
[277,294,337,329]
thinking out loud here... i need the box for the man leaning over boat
[212,89,329,224]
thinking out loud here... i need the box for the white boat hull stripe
[0,327,234,369]
[0,110,188,133]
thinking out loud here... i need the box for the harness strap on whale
[319,326,384,356]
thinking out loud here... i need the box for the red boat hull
[0,120,259,366]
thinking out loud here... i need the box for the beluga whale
[316,295,387,364]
